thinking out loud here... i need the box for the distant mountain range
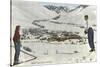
[44,5,88,14]
[44,5,69,13]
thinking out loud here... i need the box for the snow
[11,1,57,38]
[11,1,97,67]
[11,41,96,66]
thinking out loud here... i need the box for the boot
[89,48,95,52]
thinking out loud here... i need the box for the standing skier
[84,15,95,52]
[13,25,21,65]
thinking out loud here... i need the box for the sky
[12,0,81,10]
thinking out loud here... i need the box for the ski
[10,57,37,66]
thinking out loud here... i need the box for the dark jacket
[13,26,20,43]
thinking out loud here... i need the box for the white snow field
[11,1,97,67]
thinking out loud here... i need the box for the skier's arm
[84,21,88,34]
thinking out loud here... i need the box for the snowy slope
[12,1,57,21]
[55,6,96,26]
[11,1,58,38]
[33,5,96,37]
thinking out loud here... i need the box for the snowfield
[11,41,96,67]
[11,1,97,66]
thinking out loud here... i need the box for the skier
[84,15,95,52]
[13,25,21,65]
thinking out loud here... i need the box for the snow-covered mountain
[44,5,69,13]
[12,1,57,27]
[44,5,88,14]
[12,1,58,37]
[12,1,96,38]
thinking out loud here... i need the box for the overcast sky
[12,0,81,10]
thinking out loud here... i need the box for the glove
[84,30,88,34]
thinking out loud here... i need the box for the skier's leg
[91,31,95,50]
[88,27,95,52]
[13,42,21,65]
[14,44,18,65]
